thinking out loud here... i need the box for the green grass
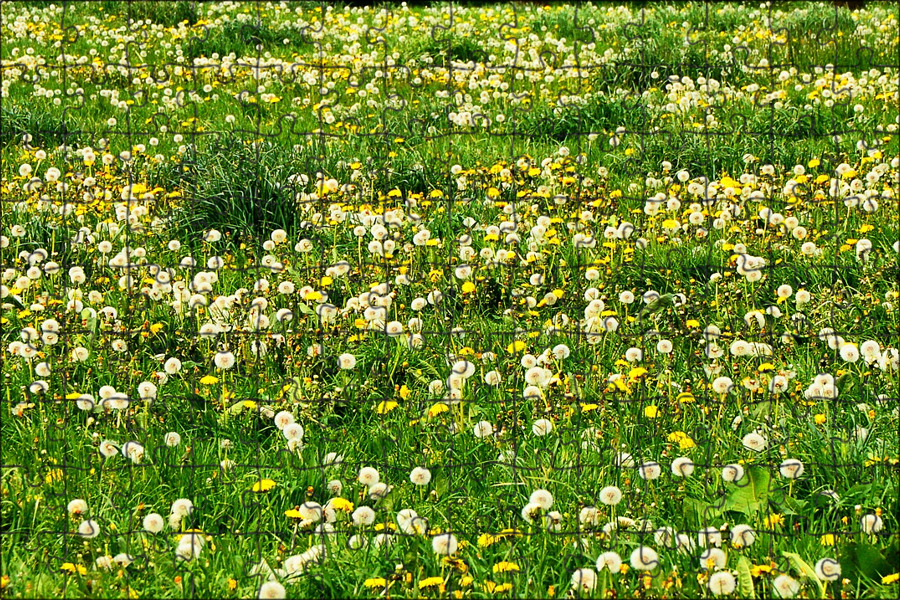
[1,1,899,599]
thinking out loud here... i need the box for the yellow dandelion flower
[629,367,648,380]
[251,479,276,493]
[363,578,387,589]
[199,375,219,385]
[330,498,354,512]
[419,577,444,589]
[493,561,520,573]
[507,340,526,353]
[763,513,784,528]
[61,562,88,575]
[428,403,449,418]
[375,401,398,414]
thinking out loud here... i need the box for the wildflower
[671,457,695,477]
[529,489,553,510]
[698,527,723,548]
[630,546,659,571]
[596,551,622,574]
[532,418,553,436]
[67,499,88,516]
[493,561,520,573]
[741,433,767,452]
[861,514,883,534]
[143,513,165,533]
[814,558,841,582]
[358,467,379,486]
[708,571,736,595]
[252,479,276,493]
[338,353,357,370]
[712,377,733,394]
[171,499,194,518]
[257,581,286,599]
[599,486,622,506]
[773,574,800,598]
[409,467,432,486]
[351,506,375,527]
[214,351,235,370]
[570,568,597,593]
[77,519,100,539]
[473,421,494,438]
[779,459,804,479]
[730,524,756,548]
[638,461,662,480]
[431,533,458,555]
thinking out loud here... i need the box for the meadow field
[1,1,898,598]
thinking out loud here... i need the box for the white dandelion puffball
[171,498,194,518]
[721,464,745,483]
[338,353,357,370]
[638,461,662,480]
[712,376,733,394]
[532,418,553,436]
[352,506,375,527]
[741,432,767,452]
[700,548,726,571]
[698,526,723,548]
[143,513,165,533]
[258,581,286,599]
[431,532,458,555]
[599,486,623,506]
[78,519,101,539]
[616,452,635,468]
[529,489,554,510]
[473,421,494,438]
[409,467,432,486]
[861,513,883,534]
[214,351,235,370]
[779,458,804,479]
[596,551,622,574]
[730,524,756,548]
[283,423,304,442]
[67,499,88,516]
[358,467,380,486]
[708,571,736,595]
[570,568,597,592]
[773,574,800,598]
[814,558,841,582]
[521,502,542,524]
[671,456,695,477]
[629,546,659,571]
[274,411,295,430]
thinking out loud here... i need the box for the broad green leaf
[736,556,755,599]
[433,475,449,498]
[723,466,770,514]
[783,552,825,599]
[842,542,893,582]
[683,497,723,527]
[778,495,808,516]
[296,301,315,315]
